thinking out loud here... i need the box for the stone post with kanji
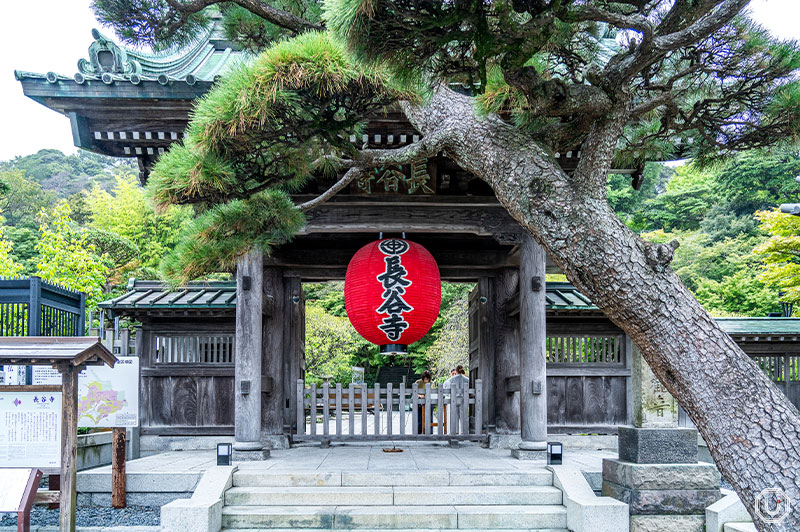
[601,342,722,532]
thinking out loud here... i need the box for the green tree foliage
[35,202,109,309]
[0,170,54,227]
[0,225,23,277]
[0,149,136,197]
[305,304,371,383]
[715,150,800,215]
[425,290,468,379]
[755,208,800,306]
[88,173,192,278]
[628,153,791,317]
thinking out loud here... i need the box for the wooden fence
[294,380,484,441]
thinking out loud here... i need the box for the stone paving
[84,441,617,476]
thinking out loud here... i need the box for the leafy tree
[88,173,192,273]
[607,162,672,226]
[305,304,371,383]
[695,270,780,317]
[0,170,54,228]
[3,226,38,273]
[97,0,800,523]
[35,202,109,309]
[0,149,137,196]
[755,208,800,306]
[0,225,23,277]
[715,150,800,215]
[425,290,469,379]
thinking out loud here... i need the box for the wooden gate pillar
[261,268,285,440]
[492,268,520,432]
[517,234,548,454]
[234,250,266,455]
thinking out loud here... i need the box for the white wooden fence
[295,379,484,441]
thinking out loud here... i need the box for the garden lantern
[344,238,441,354]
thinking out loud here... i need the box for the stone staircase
[220,469,569,531]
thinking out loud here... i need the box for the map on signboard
[0,392,62,468]
[77,356,139,428]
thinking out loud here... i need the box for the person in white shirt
[442,365,469,389]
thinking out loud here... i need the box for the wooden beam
[111,428,126,509]
[265,248,518,269]
[505,375,521,394]
[59,366,78,532]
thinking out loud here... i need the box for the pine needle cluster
[149,31,419,281]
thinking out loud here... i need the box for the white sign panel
[78,356,139,428]
[32,367,61,386]
[1,366,27,386]
[0,392,62,468]
[0,468,34,511]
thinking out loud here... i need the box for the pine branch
[566,5,654,43]
[163,0,321,37]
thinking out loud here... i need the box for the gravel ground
[0,506,159,527]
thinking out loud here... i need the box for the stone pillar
[631,342,678,428]
[511,234,547,460]
[603,343,720,531]
[233,250,269,460]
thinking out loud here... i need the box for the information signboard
[77,356,139,428]
[0,392,62,468]
[31,367,61,386]
[0,468,34,511]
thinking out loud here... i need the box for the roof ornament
[78,29,142,76]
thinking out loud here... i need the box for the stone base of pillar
[618,426,699,464]
[263,434,291,450]
[510,448,547,461]
[233,440,263,451]
[232,449,270,461]
[603,427,722,531]
[629,514,706,532]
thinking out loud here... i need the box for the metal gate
[294,380,485,441]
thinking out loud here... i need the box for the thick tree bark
[403,86,800,531]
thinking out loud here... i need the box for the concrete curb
[161,465,237,532]
[705,490,753,532]
[549,464,629,532]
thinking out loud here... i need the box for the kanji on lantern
[344,238,441,352]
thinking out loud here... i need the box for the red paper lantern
[345,239,441,352]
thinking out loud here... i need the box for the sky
[0,0,798,161]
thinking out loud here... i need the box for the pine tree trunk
[404,87,800,531]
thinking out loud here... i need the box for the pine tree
[95,1,800,527]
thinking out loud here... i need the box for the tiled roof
[545,282,596,310]
[99,279,236,312]
[15,16,246,87]
[715,318,800,336]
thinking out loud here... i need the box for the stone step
[232,470,554,487]
[724,524,757,532]
[225,487,394,506]
[221,504,568,529]
[225,486,563,506]
[222,529,570,532]
[395,486,562,506]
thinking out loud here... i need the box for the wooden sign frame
[0,468,42,532]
